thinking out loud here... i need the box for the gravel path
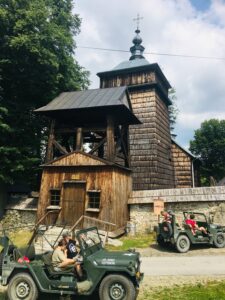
[137,243,225,297]
[138,243,225,257]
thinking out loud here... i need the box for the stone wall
[128,186,225,233]
[0,209,37,232]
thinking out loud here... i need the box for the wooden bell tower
[36,87,140,168]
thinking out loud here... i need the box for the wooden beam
[52,140,68,155]
[89,137,107,154]
[76,127,83,150]
[121,125,130,167]
[45,120,55,163]
[106,116,115,161]
[56,126,106,134]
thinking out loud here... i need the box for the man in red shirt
[185,214,207,235]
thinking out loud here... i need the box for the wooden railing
[70,215,116,246]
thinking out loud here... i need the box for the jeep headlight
[135,261,138,269]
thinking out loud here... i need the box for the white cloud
[74,0,225,146]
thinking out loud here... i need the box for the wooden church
[35,26,195,229]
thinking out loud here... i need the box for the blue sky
[75,0,225,149]
[190,0,211,11]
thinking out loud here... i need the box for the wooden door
[62,181,86,226]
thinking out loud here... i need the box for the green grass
[106,233,155,251]
[139,281,225,300]
[8,230,33,248]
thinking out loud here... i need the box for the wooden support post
[76,127,83,151]
[123,125,130,167]
[45,120,55,163]
[106,116,115,161]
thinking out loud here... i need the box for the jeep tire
[214,232,225,248]
[99,274,136,300]
[7,273,38,300]
[176,235,190,253]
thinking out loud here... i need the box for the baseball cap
[62,231,72,238]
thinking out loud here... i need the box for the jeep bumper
[135,271,144,287]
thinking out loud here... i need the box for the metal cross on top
[133,13,143,30]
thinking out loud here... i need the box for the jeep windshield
[76,227,102,254]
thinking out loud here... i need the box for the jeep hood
[210,224,225,230]
[92,249,140,267]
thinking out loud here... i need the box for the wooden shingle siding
[171,143,193,188]
[100,70,175,190]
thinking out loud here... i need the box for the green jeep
[155,211,225,253]
[0,227,143,300]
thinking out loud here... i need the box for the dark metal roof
[112,58,150,71]
[35,87,141,125]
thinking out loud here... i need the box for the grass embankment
[2,281,225,300]
[139,281,225,300]
[106,233,155,251]
[8,230,33,248]
[0,230,33,255]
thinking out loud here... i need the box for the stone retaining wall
[0,209,37,232]
[128,186,225,233]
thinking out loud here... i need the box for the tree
[0,0,89,188]
[189,119,225,185]
[168,88,179,138]
[0,105,22,183]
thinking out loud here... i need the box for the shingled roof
[35,86,141,125]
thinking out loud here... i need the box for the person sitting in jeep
[52,239,83,278]
[62,231,83,264]
[62,231,78,259]
[160,210,173,237]
[185,214,208,235]
[161,210,172,223]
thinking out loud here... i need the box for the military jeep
[0,227,143,300]
[155,211,225,253]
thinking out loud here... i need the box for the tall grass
[139,281,225,300]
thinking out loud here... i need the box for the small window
[87,191,101,210]
[50,189,61,206]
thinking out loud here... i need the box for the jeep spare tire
[176,235,190,253]
[99,274,136,300]
[161,221,173,238]
[214,232,225,248]
[7,273,38,300]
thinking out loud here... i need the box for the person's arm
[59,258,75,267]
[57,251,74,267]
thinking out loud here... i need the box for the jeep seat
[183,224,204,236]
[42,252,74,277]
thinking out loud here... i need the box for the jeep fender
[6,265,50,293]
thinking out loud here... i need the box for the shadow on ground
[39,293,99,300]
[149,242,212,253]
